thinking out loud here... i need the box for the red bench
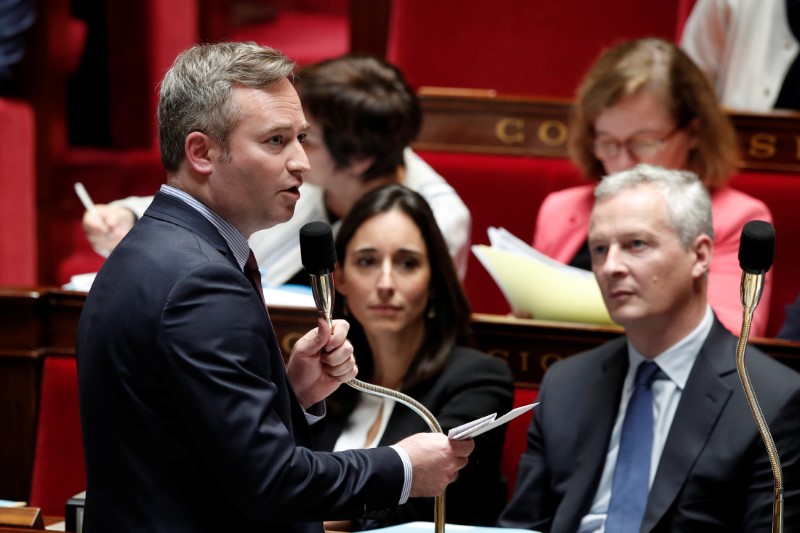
[417,149,800,338]
[0,98,36,285]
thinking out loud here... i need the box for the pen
[74,182,111,233]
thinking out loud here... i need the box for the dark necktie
[605,361,661,531]
[244,249,266,307]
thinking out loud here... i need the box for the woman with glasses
[532,37,773,336]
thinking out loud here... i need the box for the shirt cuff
[303,401,326,425]
[389,444,412,504]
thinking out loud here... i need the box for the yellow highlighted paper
[472,244,615,326]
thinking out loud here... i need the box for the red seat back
[28,357,85,516]
[501,387,538,500]
[416,150,584,314]
[729,171,800,337]
[388,0,681,98]
[0,98,37,285]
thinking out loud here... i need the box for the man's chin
[272,208,296,226]
[256,206,296,232]
[607,307,638,328]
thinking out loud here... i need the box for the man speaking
[76,41,473,533]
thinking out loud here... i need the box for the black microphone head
[300,221,337,275]
[738,220,775,274]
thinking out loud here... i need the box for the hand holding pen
[75,182,136,258]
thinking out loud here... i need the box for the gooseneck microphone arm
[299,222,446,533]
[737,220,782,533]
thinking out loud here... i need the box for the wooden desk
[415,88,800,173]
[2,286,799,501]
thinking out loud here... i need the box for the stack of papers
[472,227,614,325]
[263,284,315,308]
[63,273,315,309]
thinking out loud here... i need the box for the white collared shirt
[578,305,715,533]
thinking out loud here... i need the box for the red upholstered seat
[729,172,800,337]
[230,10,349,66]
[36,0,196,286]
[28,357,85,517]
[0,98,37,285]
[202,0,350,67]
[501,387,538,500]
[387,0,682,98]
[416,150,584,314]
[416,149,800,338]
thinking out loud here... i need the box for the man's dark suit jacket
[76,192,405,533]
[316,346,513,528]
[778,294,800,341]
[498,318,800,532]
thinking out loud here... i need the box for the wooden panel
[0,289,46,501]
[349,0,392,57]
[415,89,800,173]
[0,507,44,529]
[2,287,799,501]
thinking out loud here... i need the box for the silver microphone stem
[737,272,783,533]
[311,274,446,533]
[309,274,335,325]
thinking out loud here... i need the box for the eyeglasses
[592,128,682,160]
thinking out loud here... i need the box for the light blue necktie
[605,361,660,532]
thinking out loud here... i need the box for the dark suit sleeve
[425,351,513,527]
[158,262,404,521]
[778,294,800,340]
[433,352,513,526]
[357,349,514,529]
[743,385,800,529]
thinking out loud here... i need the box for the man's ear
[348,156,376,178]
[691,233,713,279]
[185,131,214,175]
[334,262,348,296]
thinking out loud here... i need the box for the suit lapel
[554,342,629,532]
[146,192,312,440]
[644,320,735,530]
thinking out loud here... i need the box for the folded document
[472,227,614,325]
[448,403,537,440]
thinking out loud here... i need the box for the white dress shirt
[578,305,715,533]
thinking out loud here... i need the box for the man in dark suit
[499,164,800,532]
[76,41,473,533]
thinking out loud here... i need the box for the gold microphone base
[346,378,446,533]
[737,294,783,533]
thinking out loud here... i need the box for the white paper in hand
[448,403,537,440]
[448,413,496,440]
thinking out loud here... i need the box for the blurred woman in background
[532,37,773,336]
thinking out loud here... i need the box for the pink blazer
[532,184,774,337]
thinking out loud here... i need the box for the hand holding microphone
[285,316,357,409]
[298,221,443,433]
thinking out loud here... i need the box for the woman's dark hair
[333,184,472,392]
[294,55,421,181]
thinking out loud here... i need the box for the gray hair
[158,41,296,173]
[594,164,714,248]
